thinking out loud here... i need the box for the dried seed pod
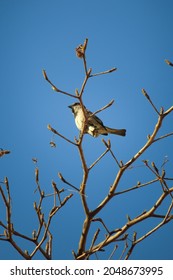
[75,44,85,58]
[32,158,38,164]
[50,141,56,148]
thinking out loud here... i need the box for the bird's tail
[105,127,126,136]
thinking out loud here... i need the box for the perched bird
[68,102,126,137]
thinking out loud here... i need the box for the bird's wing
[87,110,106,128]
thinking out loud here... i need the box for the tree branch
[77,186,173,259]
[47,124,77,146]
[89,99,114,117]
[90,67,117,77]
[42,70,77,99]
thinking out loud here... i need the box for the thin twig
[0,186,8,208]
[142,89,160,115]
[163,106,173,116]
[30,193,73,258]
[114,178,158,196]
[4,177,12,239]
[47,124,77,146]
[124,232,137,260]
[42,70,77,99]
[51,181,58,205]
[79,68,92,97]
[143,160,173,199]
[88,148,109,170]
[34,168,42,196]
[92,218,110,234]
[108,244,118,260]
[119,240,128,260]
[102,139,121,168]
[49,193,73,217]
[58,173,80,192]
[165,59,173,67]
[153,132,173,143]
[83,38,88,75]
[89,100,114,117]
[44,188,64,198]
[88,186,173,256]
[87,228,100,259]
[109,149,121,168]
[0,150,10,157]
[163,199,173,222]
[134,205,173,247]
[90,67,117,77]
[161,179,173,199]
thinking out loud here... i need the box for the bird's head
[68,102,83,114]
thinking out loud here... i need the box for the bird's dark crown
[68,102,80,109]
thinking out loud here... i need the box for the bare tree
[1,39,173,259]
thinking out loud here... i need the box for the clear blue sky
[0,0,173,260]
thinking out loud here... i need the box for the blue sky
[0,0,173,260]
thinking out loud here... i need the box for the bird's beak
[68,105,73,109]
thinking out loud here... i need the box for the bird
[68,102,126,137]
